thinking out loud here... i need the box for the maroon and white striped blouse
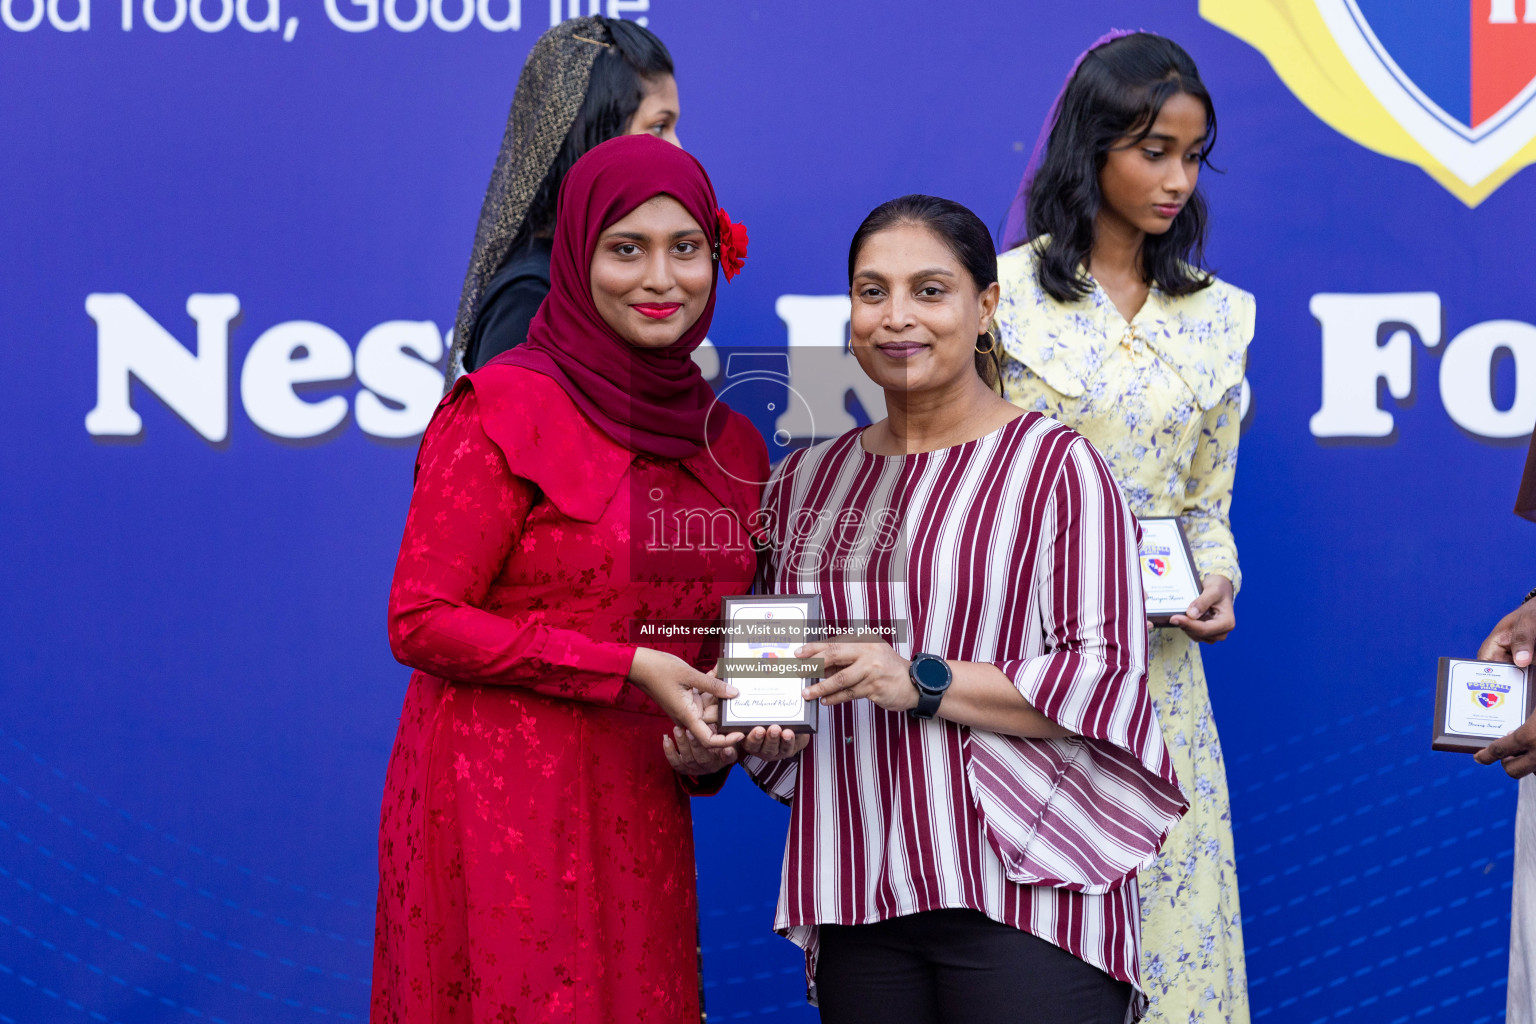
[743,412,1187,1015]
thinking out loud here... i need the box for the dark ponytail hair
[848,194,1002,392]
[509,17,674,255]
[1025,32,1216,303]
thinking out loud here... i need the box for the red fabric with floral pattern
[371,364,767,1024]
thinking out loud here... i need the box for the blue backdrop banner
[2,1,1533,1022]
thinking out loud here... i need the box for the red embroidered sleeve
[387,387,638,704]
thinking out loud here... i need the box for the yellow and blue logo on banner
[1203,0,1536,205]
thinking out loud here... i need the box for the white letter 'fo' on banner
[1309,292,1442,440]
[1440,319,1536,439]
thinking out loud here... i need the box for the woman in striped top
[742,195,1187,1024]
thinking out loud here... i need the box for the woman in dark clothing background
[448,15,680,377]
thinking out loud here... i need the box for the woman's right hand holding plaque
[629,647,744,748]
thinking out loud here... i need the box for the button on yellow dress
[993,241,1255,1024]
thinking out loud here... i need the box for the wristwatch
[907,653,953,720]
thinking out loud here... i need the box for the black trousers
[815,909,1132,1024]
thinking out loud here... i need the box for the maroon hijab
[485,134,726,459]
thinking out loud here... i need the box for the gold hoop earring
[976,331,997,355]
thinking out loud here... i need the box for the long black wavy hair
[1025,32,1217,303]
[849,194,1003,392]
[508,17,674,256]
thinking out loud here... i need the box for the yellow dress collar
[994,242,1254,412]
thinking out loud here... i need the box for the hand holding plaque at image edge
[1433,657,1535,754]
[1473,594,1536,775]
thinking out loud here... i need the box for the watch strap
[911,687,943,719]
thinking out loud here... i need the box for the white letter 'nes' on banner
[773,294,885,440]
[354,321,445,439]
[240,321,353,440]
[85,293,448,444]
[85,293,236,442]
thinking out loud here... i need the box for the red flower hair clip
[713,207,748,282]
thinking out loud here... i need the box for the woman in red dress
[370,134,767,1024]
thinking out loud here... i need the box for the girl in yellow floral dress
[994,31,1254,1024]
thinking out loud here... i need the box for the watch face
[912,656,950,692]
